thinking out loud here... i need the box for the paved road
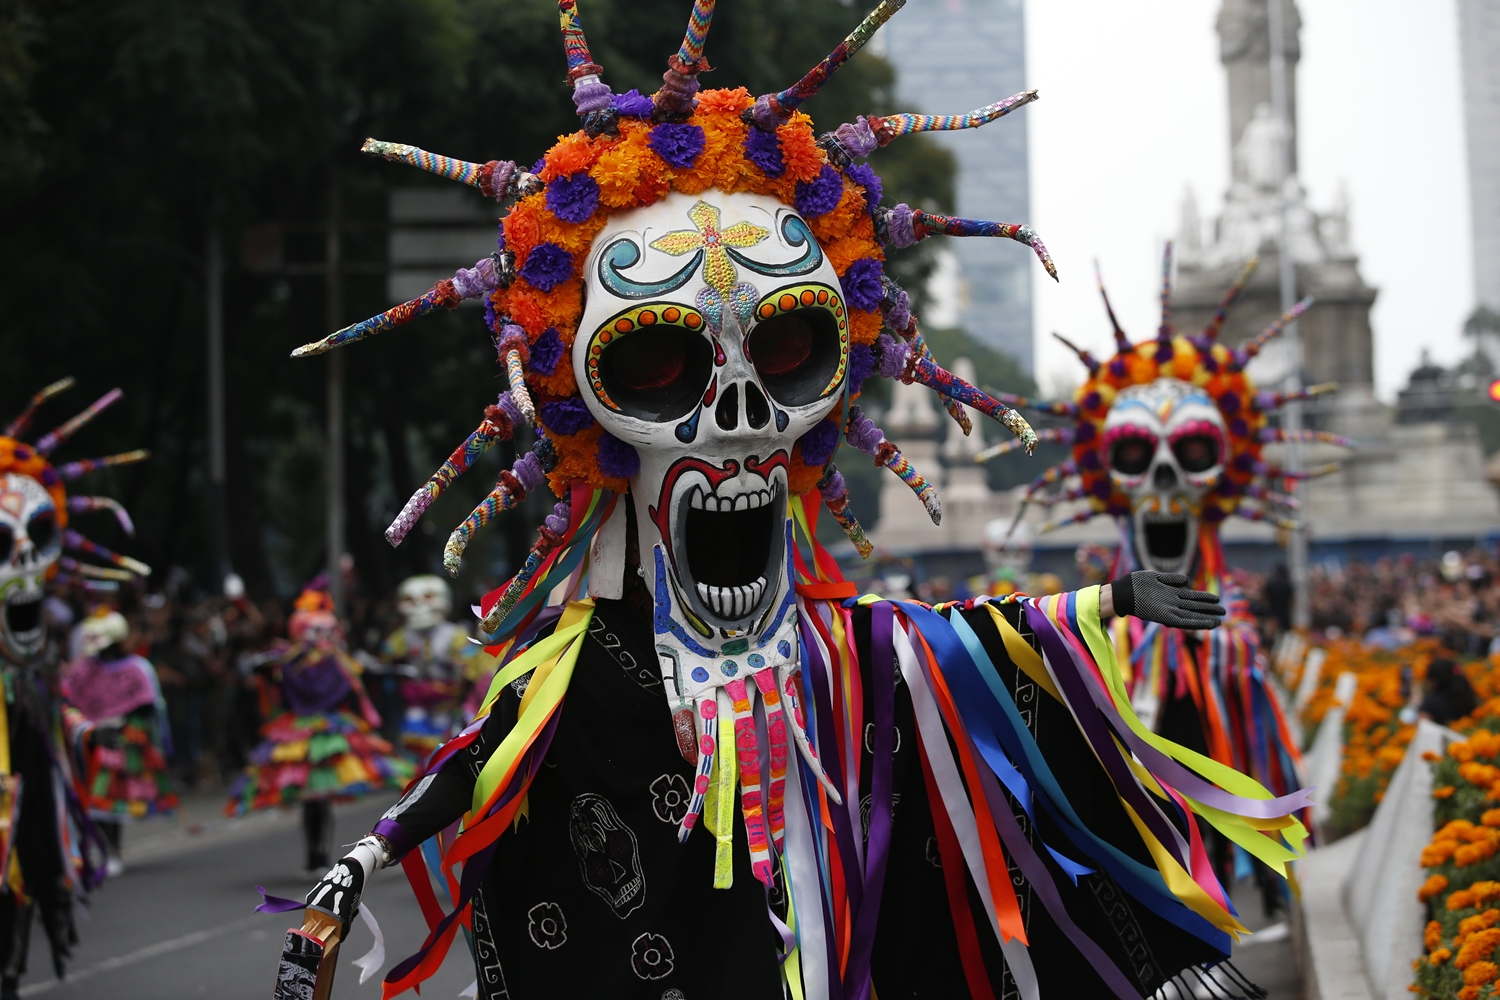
[13,789,1304,999]
[15,791,475,1000]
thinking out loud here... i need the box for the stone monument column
[1218,0,1302,179]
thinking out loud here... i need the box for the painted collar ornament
[982,247,1350,578]
[0,379,150,663]
[290,0,1059,817]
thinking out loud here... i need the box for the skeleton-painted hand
[1109,571,1225,631]
[304,858,364,927]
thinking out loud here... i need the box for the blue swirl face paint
[596,237,703,299]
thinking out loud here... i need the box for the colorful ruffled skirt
[81,711,179,820]
[226,709,413,816]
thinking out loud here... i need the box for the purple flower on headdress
[530,327,564,375]
[540,397,596,436]
[546,173,600,224]
[845,163,883,214]
[743,127,785,177]
[649,123,706,169]
[798,419,840,467]
[794,165,844,218]
[613,88,654,118]
[598,432,640,479]
[483,295,500,335]
[848,342,875,395]
[519,242,574,292]
[530,157,546,175]
[841,258,884,312]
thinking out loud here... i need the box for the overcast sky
[1023,0,1473,401]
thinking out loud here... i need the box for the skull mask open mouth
[574,191,847,699]
[1103,379,1226,576]
[0,472,61,663]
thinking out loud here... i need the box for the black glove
[304,856,364,926]
[1110,571,1226,630]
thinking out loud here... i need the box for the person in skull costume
[376,575,496,758]
[0,379,150,998]
[264,4,1312,998]
[60,608,177,877]
[228,583,413,872]
[991,249,1349,906]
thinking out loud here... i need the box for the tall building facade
[882,0,1035,373]
[1459,0,1500,311]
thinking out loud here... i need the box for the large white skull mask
[574,191,848,703]
[0,472,61,663]
[1102,379,1226,576]
[397,574,452,631]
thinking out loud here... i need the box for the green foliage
[0,0,957,601]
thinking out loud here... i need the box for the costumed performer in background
[377,574,496,760]
[229,582,411,873]
[60,608,177,877]
[258,3,1311,997]
[0,378,149,997]
[986,248,1348,913]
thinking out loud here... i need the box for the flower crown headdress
[291,0,1058,638]
[980,246,1349,539]
[0,378,151,590]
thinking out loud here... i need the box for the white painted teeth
[683,487,773,513]
[694,576,768,620]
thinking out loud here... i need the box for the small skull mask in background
[397,574,452,631]
[1102,379,1227,576]
[574,191,848,702]
[568,793,644,918]
[0,472,61,664]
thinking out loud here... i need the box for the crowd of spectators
[45,566,417,793]
[1237,547,1500,657]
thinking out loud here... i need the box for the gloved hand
[1109,571,1225,630]
[304,856,365,927]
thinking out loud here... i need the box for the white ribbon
[350,901,387,984]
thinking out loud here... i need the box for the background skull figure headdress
[0,378,150,663]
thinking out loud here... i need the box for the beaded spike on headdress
[1156,241,1174,341]
[974,427,1073,463]
[1200,256,1259,343]
[385,394,523,548]
[974,389,1078,419]
[359,140,541,202]
[1094,261,1131,352]
[1052,332,1099,376]
[36,389,122,455]
[1257,382,1337,410]
[655,0,718,117]
[558,0,618,134]
[5,377,75,439]
[68,496,135,535]
[876,206,1057,281]
[873,335,1039,454]
[845,407,941,524]
[290,255,514,357]
[57,449,149,480]
[64,530,151,578]
[821,91,1038,166]
[815,465,872,558]
[443,438,557,576]
[746,0,906,130]
[1234,297,1315,369]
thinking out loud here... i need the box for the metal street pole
[206,228,231,592]
[326,167,347,617]
[1267,0,1310,630]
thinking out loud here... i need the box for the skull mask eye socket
[26,512,56,554]
[747,309,841,407]
[0,525,11,562]
[748,284,847,408]
[1171,434,1220,474]
[1109,436,1156,477]
[595,308,713,422]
